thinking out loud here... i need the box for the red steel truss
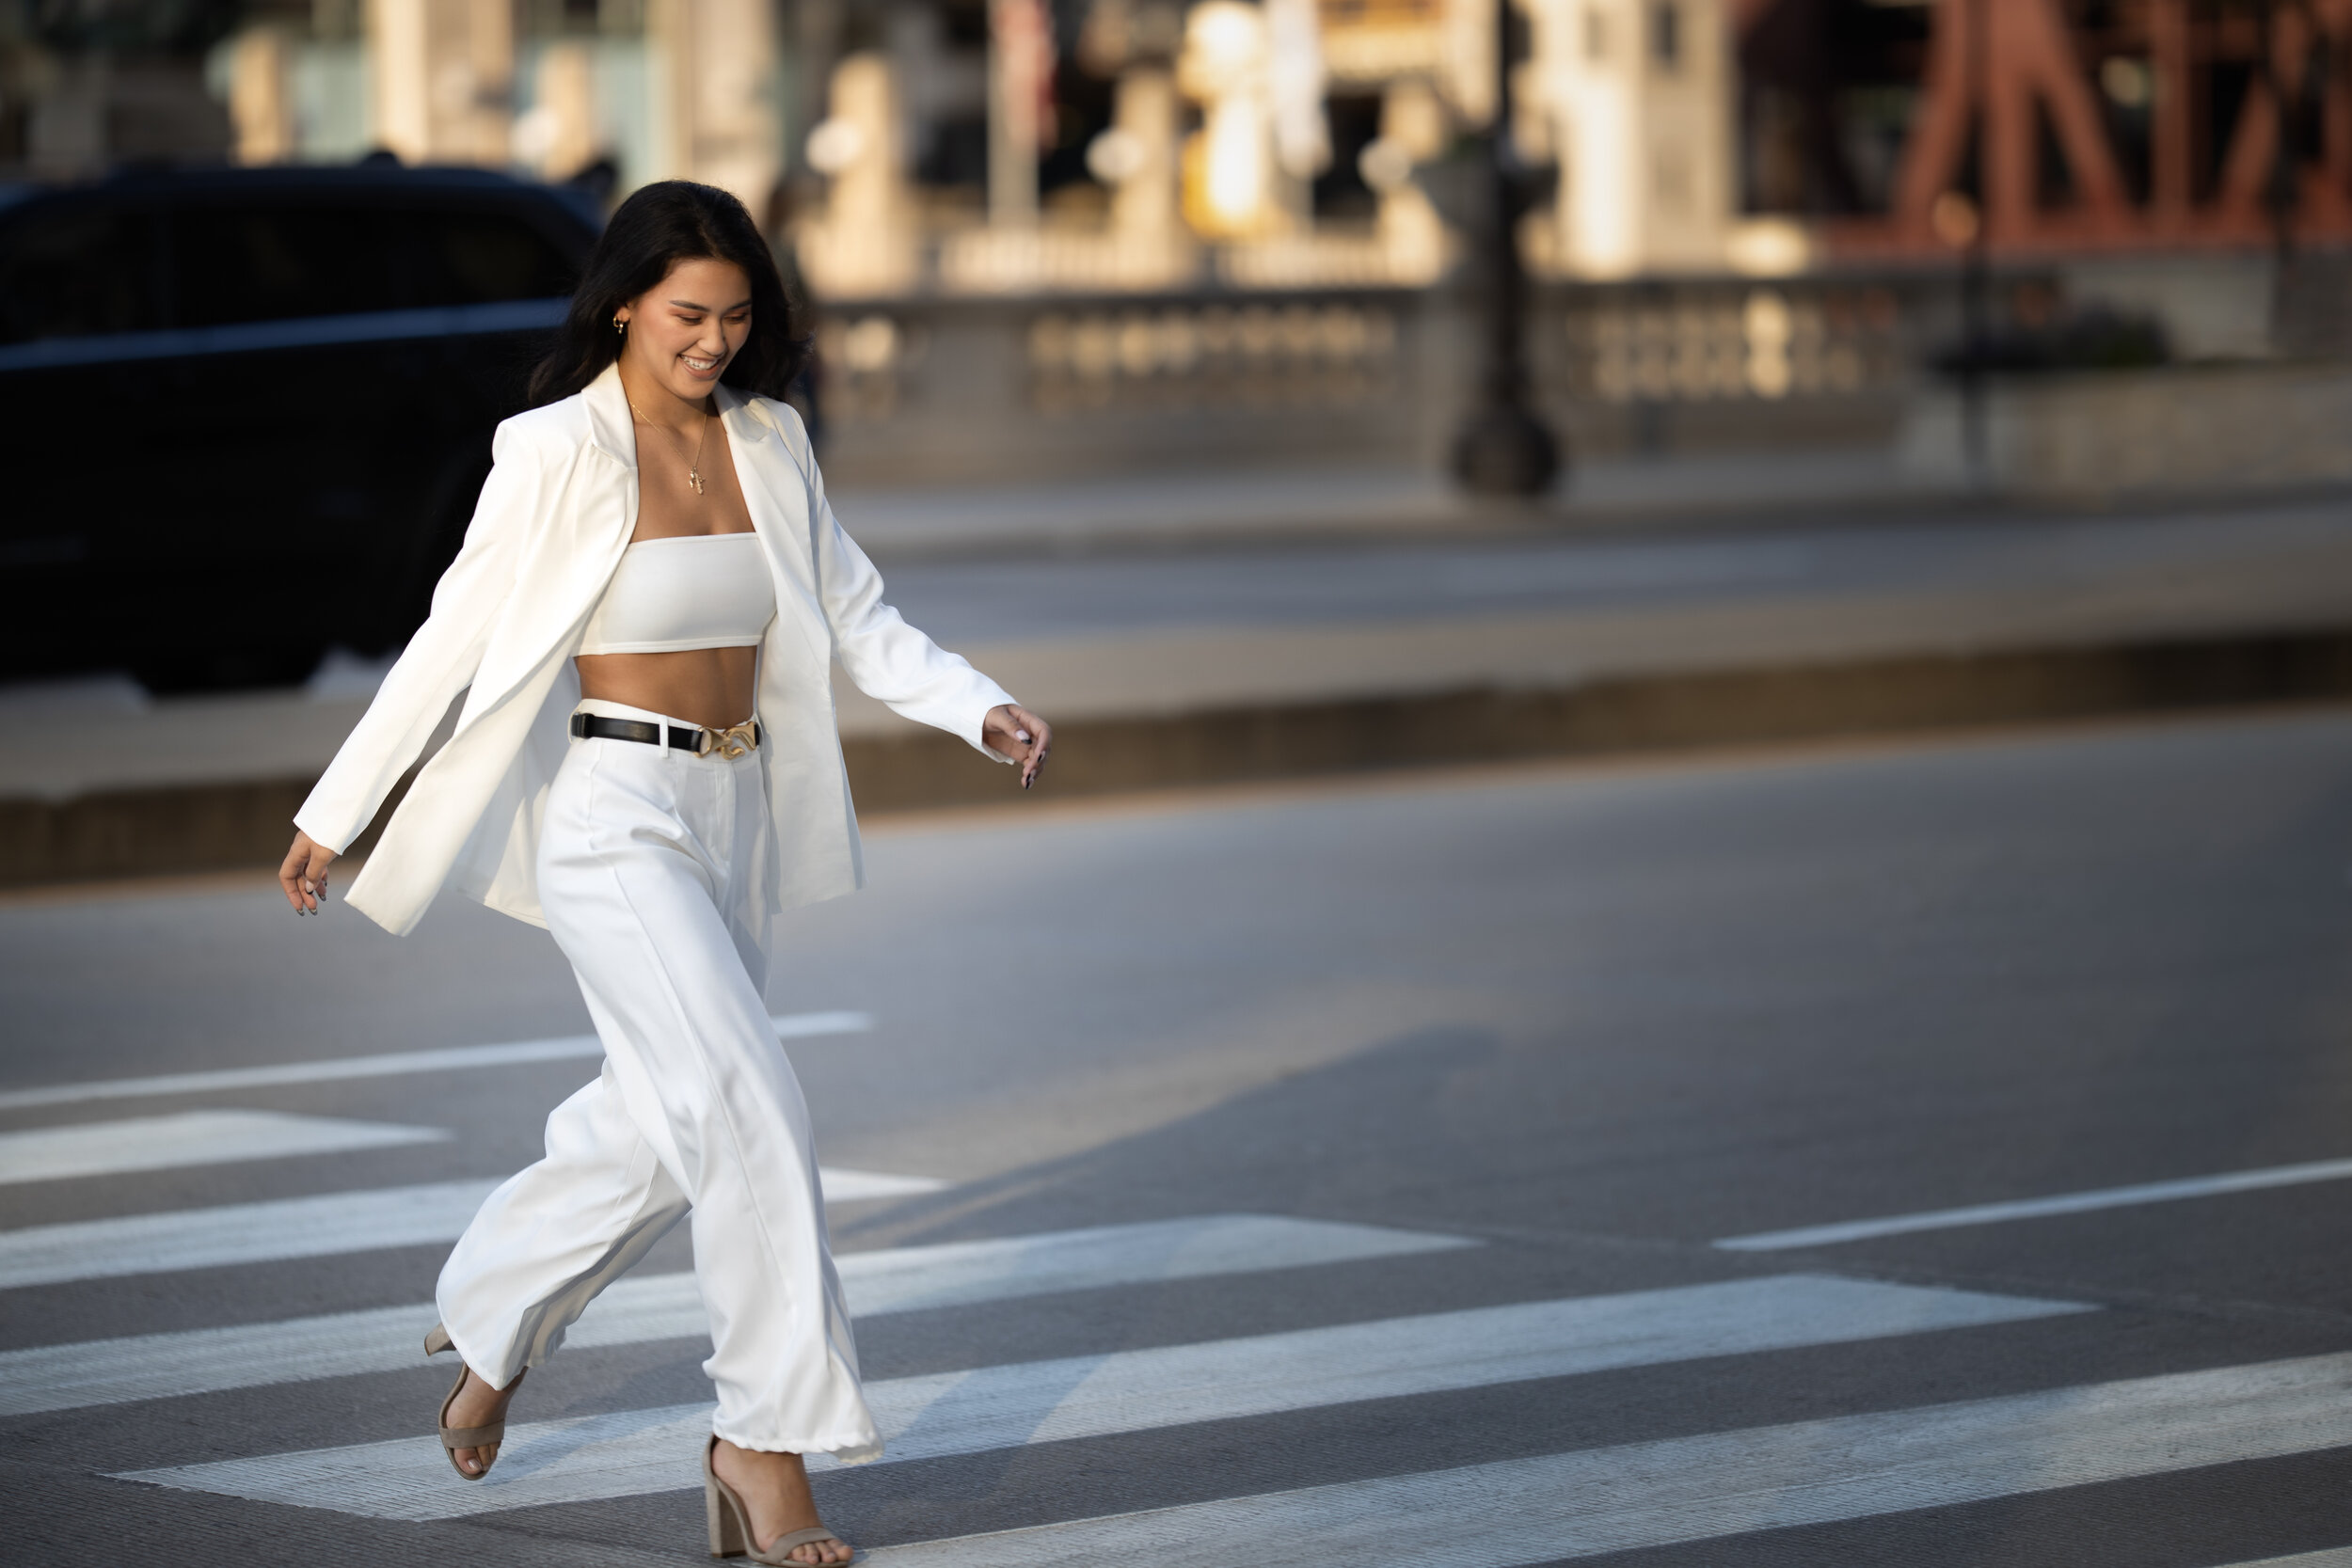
[1767,0,2352,255]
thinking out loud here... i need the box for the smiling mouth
[681,353,722,372]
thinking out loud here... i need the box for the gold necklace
[627,396,713,496]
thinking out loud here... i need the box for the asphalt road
[8,707,2352,1565]
[863,494,2352,646]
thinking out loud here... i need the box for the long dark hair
[528,181,808,407]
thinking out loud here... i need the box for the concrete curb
[8,625,2352,887]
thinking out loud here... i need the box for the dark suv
[0,165,600,691]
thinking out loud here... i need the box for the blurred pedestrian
[276,180,1051,1567]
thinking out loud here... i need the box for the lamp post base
[1451,401,1562,498]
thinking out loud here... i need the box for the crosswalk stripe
[1714,1155,2352,1251]
[0,1180,500,1291]
[0,1011,871,1112]
[0,1167,939,1291]
[0,1110,448,1186]
[0,1214,1469,1417]
[114,1274,2085,1522]
[820,1168,948,1201]
[2218,1553,2352,1568]
[849,1350,2352,1567]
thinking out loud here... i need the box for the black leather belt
[569,713,761,756]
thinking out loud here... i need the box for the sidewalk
[828,446,1948,560]
[7,467,2352,883]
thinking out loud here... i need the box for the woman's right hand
[982,704,1053,789]
[279,831,338,916]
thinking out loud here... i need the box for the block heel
[703,1435,855,1563]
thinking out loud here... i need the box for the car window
[168,202,402,328]
[0,204,165,344]
[396,210,577,307]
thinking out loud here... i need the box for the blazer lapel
[543,362,642,628]
[580,360,636,477]
[720,387,834,673]
[461,365,638,728]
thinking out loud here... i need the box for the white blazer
[296,363,1014,940]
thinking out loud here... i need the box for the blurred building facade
[1,1,2345,488]
[6,1,2345,296]
[0,0,1780,293]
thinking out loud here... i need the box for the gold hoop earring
[613,316,627,337]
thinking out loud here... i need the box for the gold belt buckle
[699,720,757,759]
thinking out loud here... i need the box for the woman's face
[613,256,754,404]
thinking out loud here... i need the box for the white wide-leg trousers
[435,702,881,1462]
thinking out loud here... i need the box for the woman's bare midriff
[576,646,758,732]
[580,366,762,732]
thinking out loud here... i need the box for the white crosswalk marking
[0,1167,942,1290]
[852,1352,2352,1567]
[0,1011,871,1112]
[0,1214,1469,1416]
[1715,1155,2352,1251]
[0,1110,448,1185]
[0,1180,500,1291]
[819,1168,949,1200]
[6,1030,2316,1568]
[115,1275,2083,1521]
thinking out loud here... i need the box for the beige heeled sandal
[704,1435,857,1563]
[425,1323,507,1481]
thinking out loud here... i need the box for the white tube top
[576,532,775,657]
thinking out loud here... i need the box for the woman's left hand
[982,704,1053,789]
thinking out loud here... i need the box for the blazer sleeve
[803,431,1017,761]
[294,420,547,853]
